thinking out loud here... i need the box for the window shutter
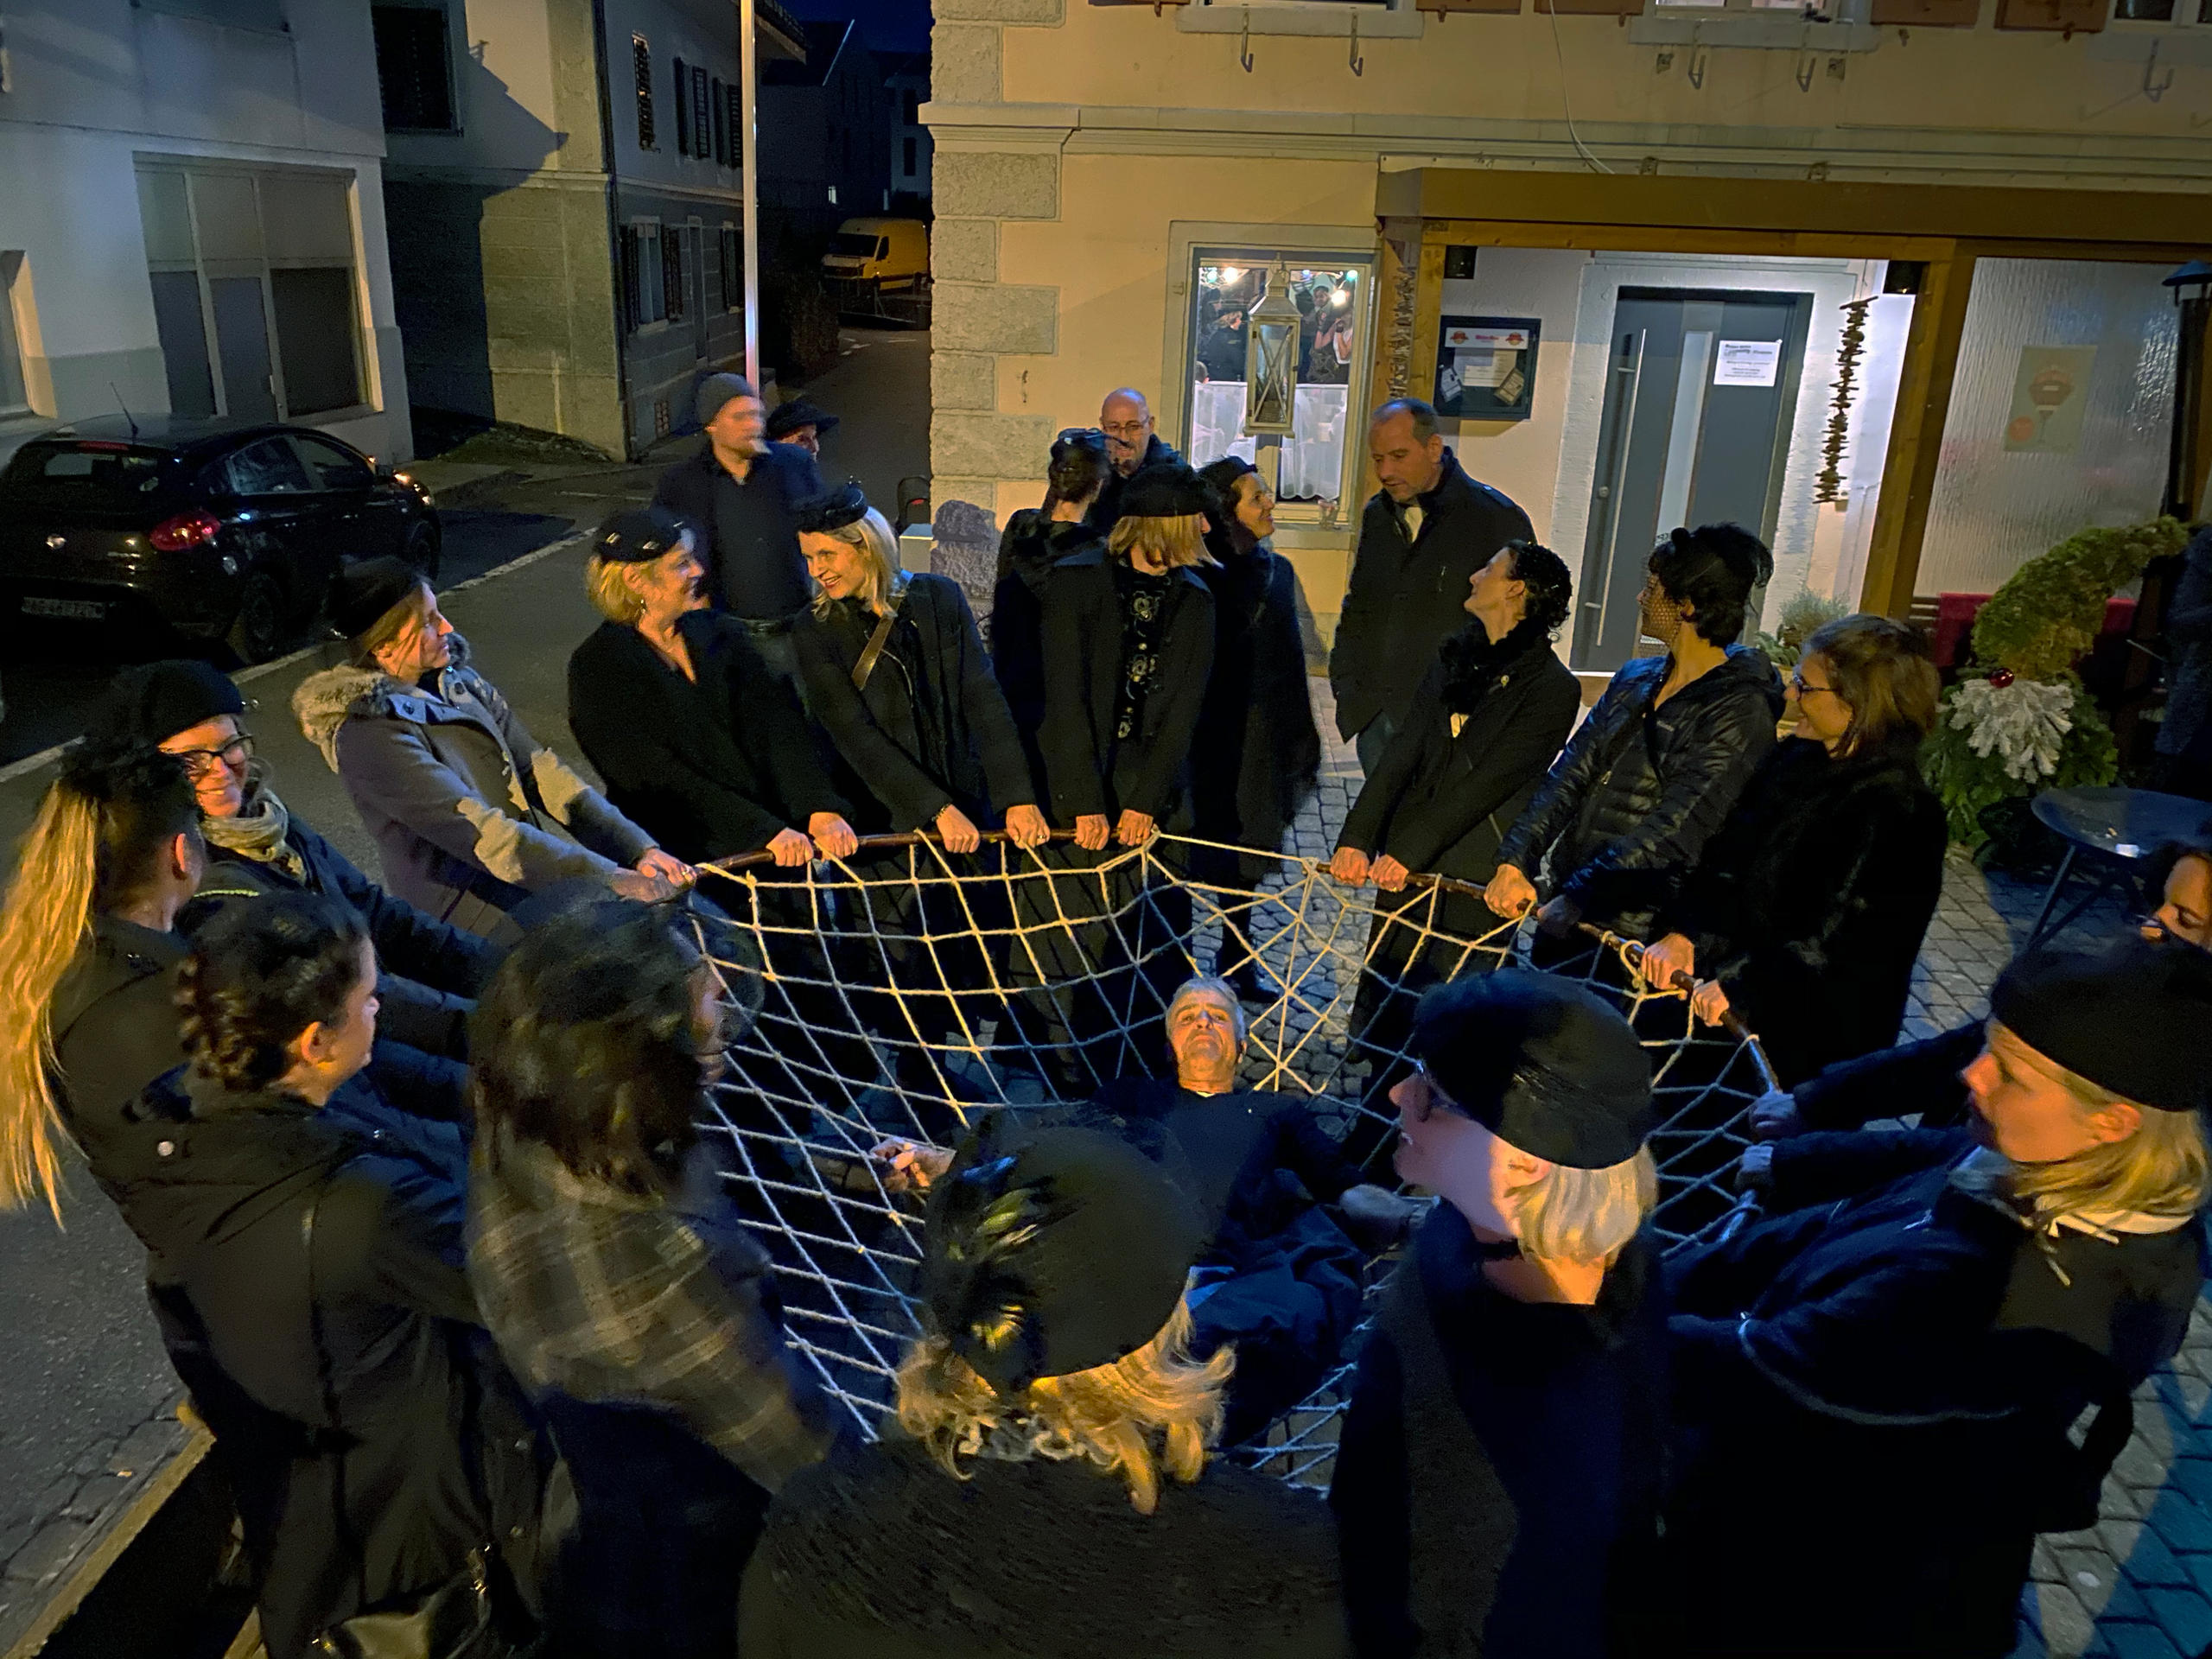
[632,36,655,149]
[663,226,685,322]
[726,83,744,168]
[693,66,712,157]
[673,58,690,153]
[711,77,726,163]
[620,228,641,332]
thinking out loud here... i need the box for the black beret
[331,556,428,641]
[921,1122,1205,1394]
[1118,464,1212,520]
[1410,970,1655,1169]
[88,659,244,746]
[793,483,871,536]
[1990,936,2212,1114]
[593,506,695,564]
[766,398,838,441]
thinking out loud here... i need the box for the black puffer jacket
[739,1434,1349,1659]
[1657,732,1948,1085]
[1493,645,1784,938]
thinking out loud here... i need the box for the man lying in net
[874,974,1426,1443]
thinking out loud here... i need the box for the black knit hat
[1119,464,1211,520]
[1409,970,1655,1170]
[331,556,427,641]
[89,659,245,746]
[593,506,695,564]
[920,1122,1205,1394]
[766,398,838,442]
[1990,936,2212,1114]
[793,483,871,536]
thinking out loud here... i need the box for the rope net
[683,830,1770,1489]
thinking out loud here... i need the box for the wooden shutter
[672,58,690,153]
[1996,0,2106,26]
[1869,0,1981,22]
[632,37,655,150]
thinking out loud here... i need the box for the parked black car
[0,416,439,662]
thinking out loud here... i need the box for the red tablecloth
[1930,593,2138,671]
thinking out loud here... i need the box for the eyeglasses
[1789,671,1839,700]
[1100,421,1148,439]
[1408,1062,1472,1124]
[168,733,254,775]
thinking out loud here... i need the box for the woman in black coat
[1488,524,1784,954]
[993,428,1111,798]
[1640,613,1948,1087]
[1331,541,1580,1130]
[1029,464,1219,1084]
[1191,457,1322,997]
[119,894,543,1659]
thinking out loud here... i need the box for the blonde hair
[1513,1146,1660,1268]
[585,554,648,626]
[353,582,432,669]
[806,505,904,618]
[895,1299,1232,1516]
[1108,512,1216,572]
[1998,1029,2211,1229]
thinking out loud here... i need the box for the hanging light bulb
[1331,285,1351,308]
[1221,265,1243,284]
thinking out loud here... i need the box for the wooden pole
[740,0,760,387]
[1857,248,1977,619]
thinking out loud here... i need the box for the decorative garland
[1815,297,1872,506]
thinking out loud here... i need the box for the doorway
[1573,288,1812,671]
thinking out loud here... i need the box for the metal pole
[740,0,761,387]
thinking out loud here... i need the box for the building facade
[925,0,2212,655]
[375,0,804,457]
[760,19,899,238]
[885,49,933,208]
[0,0,410,467]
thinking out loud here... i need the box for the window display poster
[1434,316,1539,422]
[2004,346,2096,455]
[1713,339,1783,388]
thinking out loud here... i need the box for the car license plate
[22,595,105,620]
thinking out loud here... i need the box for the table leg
[2027,846,2079,944]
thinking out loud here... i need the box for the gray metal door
[210,276,278,423]
[1573,288,1812,671]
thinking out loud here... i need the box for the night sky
[779,0,931,55]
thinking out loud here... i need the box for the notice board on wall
[1434,316,1540,422]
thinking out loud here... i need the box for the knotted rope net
[683,830,1771,1489]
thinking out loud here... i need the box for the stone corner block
[932,352,998,412]
[931,218,999,284]
[932,150,1058,221]
[934,0,1064,21]
[931,410,1058,482]
[934,281,1058,356]
[931,22,1002,105]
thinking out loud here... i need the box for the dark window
[291,435,376,491]
[622,226,669,331]
[147,270,217,418]
[225,436,315,496]
[662,226,686,323]
[672,57,690,153]
[692,66,711,157]
[726,83,743,168]
[0,442,171,510]
[371,6,455,132]
[903,137,917,175]
[711,77,726,163]
[270,267,363,416]
[902,88,918,124]
[633,36,655,149]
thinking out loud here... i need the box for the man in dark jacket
[1331,399,1533,777]
[1086,386,1183,534]
[654,372,827,700]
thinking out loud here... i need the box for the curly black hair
[177,892,368,1093]
[1648,524,1774,647]
[1498,540,1573,640]
[1044,428,1111,514]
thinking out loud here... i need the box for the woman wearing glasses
[93,659,498,1063]
[1637,614,1947,1087]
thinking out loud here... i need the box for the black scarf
[1436,613,1552,717]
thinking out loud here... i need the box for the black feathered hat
[1409,969,1655,1170]
[331,556,427,641]
[919,1122,1205,1394]
[593,506,696,564]
[766,397,839,442]
[793,482,871,536]
[1990,935,2212,1114]
[1118,464,1212,520]
[89,659,245,746]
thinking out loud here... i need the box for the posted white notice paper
[1713,339,1782,388]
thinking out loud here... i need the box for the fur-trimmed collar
[291,632,480,771]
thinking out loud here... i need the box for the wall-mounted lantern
[1243,260,1300,435]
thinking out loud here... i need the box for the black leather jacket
[1494,645,1783,938]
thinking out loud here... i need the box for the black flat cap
[89,660,244,746]
[921,1122,1205,1394]
[793,482,871,536]
[1410,970,1655,1169]
[593,506,695,564]
[1119,464,1212,520]
[766,398,838,442]
[331,556,427,641]
[1991,936,2212,1114]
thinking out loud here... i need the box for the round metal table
[2025,786,2212,944]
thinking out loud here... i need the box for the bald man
[1085,386,1182,533]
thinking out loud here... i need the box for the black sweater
[1331,1210,1669,1659]
[1192,541,1323,855]
[567,613,847,863]
[792,574,1035,833]
[741,1434,1350,1659]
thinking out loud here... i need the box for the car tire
[404,521,442,582]
[225,573,289,665]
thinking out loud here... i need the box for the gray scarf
[201,781,307,882]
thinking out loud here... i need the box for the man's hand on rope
[869,1137,955,1195]
[635,848,697,888]
[1535,893,1581,937]
[1115,810,1156,847]
[1748,1090,1806,1141]
[935,804,982,854]
[1328,846,1370,887]
[1642,932,1696,992]
[1370,854,1410,893]
[767,827,815,868]
[1074,813,1111,852]
[1004,804,1051,850]
[1689,979,1732,1027]
[810,813,860,859]
[1484,864,1537,918]
[608,869,678,902]
[1734,1142,1777,1194]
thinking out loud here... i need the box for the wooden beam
[1859,249,1977,620]
[1422,220,1961,262]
